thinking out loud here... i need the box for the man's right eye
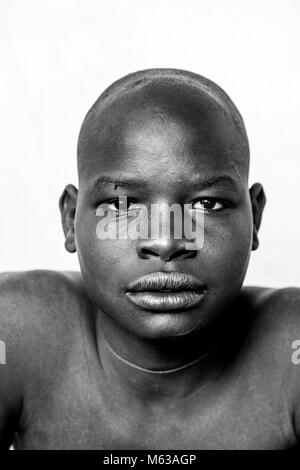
[107,198,140,212]
[96,197,143,215]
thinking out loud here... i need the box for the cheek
[201,212,253,282]
[75,212,136,287]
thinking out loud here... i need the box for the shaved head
[77,68,249,181]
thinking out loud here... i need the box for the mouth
[126,271,206,312]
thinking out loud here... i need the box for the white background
[0,0,299,287]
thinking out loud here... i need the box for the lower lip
[126,290,205,312]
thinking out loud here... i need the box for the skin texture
[65,72,264,364]
[0,69,299,449]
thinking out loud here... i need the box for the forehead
[79,82,248,185]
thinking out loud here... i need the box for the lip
[126,272,206,312]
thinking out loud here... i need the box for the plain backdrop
[0,0,299,287]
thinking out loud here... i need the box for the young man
[0,68,299,450]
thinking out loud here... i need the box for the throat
[103,336,219,375]
[95,314,224,399]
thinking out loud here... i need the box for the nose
[136,237,196,262]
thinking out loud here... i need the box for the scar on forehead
[229,161,243,183]
[90,173,241,195]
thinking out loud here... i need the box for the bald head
[77,69,250,181]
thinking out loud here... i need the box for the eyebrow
[90,175,146,190]
[189,174,239,191]
[89,174,240,193]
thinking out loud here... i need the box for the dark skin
[0,80,300,449]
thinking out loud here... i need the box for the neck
[103,336,218,374]
[94,311,226,399]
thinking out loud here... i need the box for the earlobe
[59,184,78,253]
[249,183,266,251]
[252,227,259,251]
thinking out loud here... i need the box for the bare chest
[14,369,293,450]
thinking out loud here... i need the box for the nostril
[162,249,196,262]
[138,247,160,260]
[137,244,197,261]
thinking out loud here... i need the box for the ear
[59,184,78,253]
[249,183,266,251]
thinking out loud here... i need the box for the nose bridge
[151,201,182,238]
[136,202,196,261]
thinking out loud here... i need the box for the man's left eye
[192,199,224,211]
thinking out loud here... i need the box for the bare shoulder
[0,270,87,447]
[0,269,85,322]
[241,285,300,438]
[0,268,85,299]
[239,285,300,352]
[0,270,87,368]
[241,285,300,328]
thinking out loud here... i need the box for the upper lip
[126,272,205,293]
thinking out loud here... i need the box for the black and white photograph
[0,0,300,455]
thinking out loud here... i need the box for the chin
[130,311,206,341]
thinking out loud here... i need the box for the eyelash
[192,198,230,212]
[95,197,230,213]
[98,197,139,209]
